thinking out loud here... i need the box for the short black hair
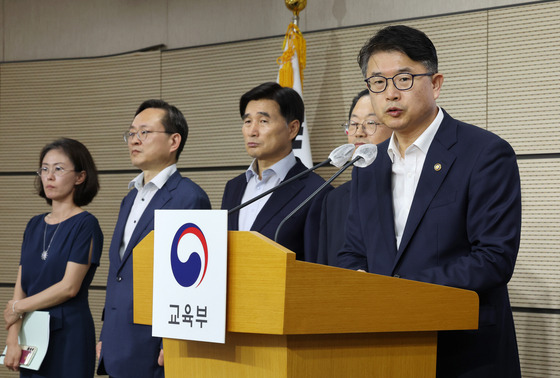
[357,25,438,77]
[135,99,188,161]
[348,89,370,120]
[239,82,304,125]
[36,138,99,207]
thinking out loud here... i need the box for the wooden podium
[133,231,479,378]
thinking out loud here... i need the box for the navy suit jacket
[317,180,351,266]
[221,159,330,262]
[339,111,522,378]
[98,171,210,378]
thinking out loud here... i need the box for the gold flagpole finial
[285,0,307,25]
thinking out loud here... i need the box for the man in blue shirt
[97,99,211,378]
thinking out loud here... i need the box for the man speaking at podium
[338,26,522,377]
[221,82,329,262]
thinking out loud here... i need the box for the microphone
[352,143,378,168]
[227,144,354,215]
[273,143,378,244]
[328,143,356,168]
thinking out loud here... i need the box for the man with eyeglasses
[317,89,392,266]
[97,99,211,378]
[221,82,330,262]
[338,25,521,377]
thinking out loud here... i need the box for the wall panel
[509,159,560,309]
[0,50,162,172]
[488,1,560,154]
[162,39,282,169]
[0,176,50,283]
[0,0,543,61]
[3,0,167,61]
[514,312,560,377]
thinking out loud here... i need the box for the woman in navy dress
[3,138,103,377]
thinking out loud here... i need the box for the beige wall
[0,0,545,61]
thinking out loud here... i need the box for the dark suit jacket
[339,111,522,378]
[221,158,331,262]
[317,180,351,266]
[98,171,211,378]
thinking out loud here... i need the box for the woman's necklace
[42,220,61,261]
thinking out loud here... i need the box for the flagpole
[279,0,313,167]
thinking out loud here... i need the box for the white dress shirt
[238,152,297,231]
[119,164,177,259]
[388,108,443,249]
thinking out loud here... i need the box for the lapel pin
[434,163,442,171]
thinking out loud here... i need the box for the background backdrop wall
[0,0,545,61]
[0,0,558,377]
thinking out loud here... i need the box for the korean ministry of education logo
[170,223,208,288]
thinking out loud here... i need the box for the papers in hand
[0,311,50,370]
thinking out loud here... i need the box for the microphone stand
[227,158,332,215]
[273,155,361,243]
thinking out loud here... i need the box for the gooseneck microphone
[227,144,355,215]
[273,143,378,244]
[352,142,378,167]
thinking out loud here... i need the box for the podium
[133,231,479,377]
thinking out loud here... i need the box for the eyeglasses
[342,120,380,136]
[364,72,435,93]
[123,130,173,143]
[37,166,75,177]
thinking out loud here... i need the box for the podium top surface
[134,231,479,335]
